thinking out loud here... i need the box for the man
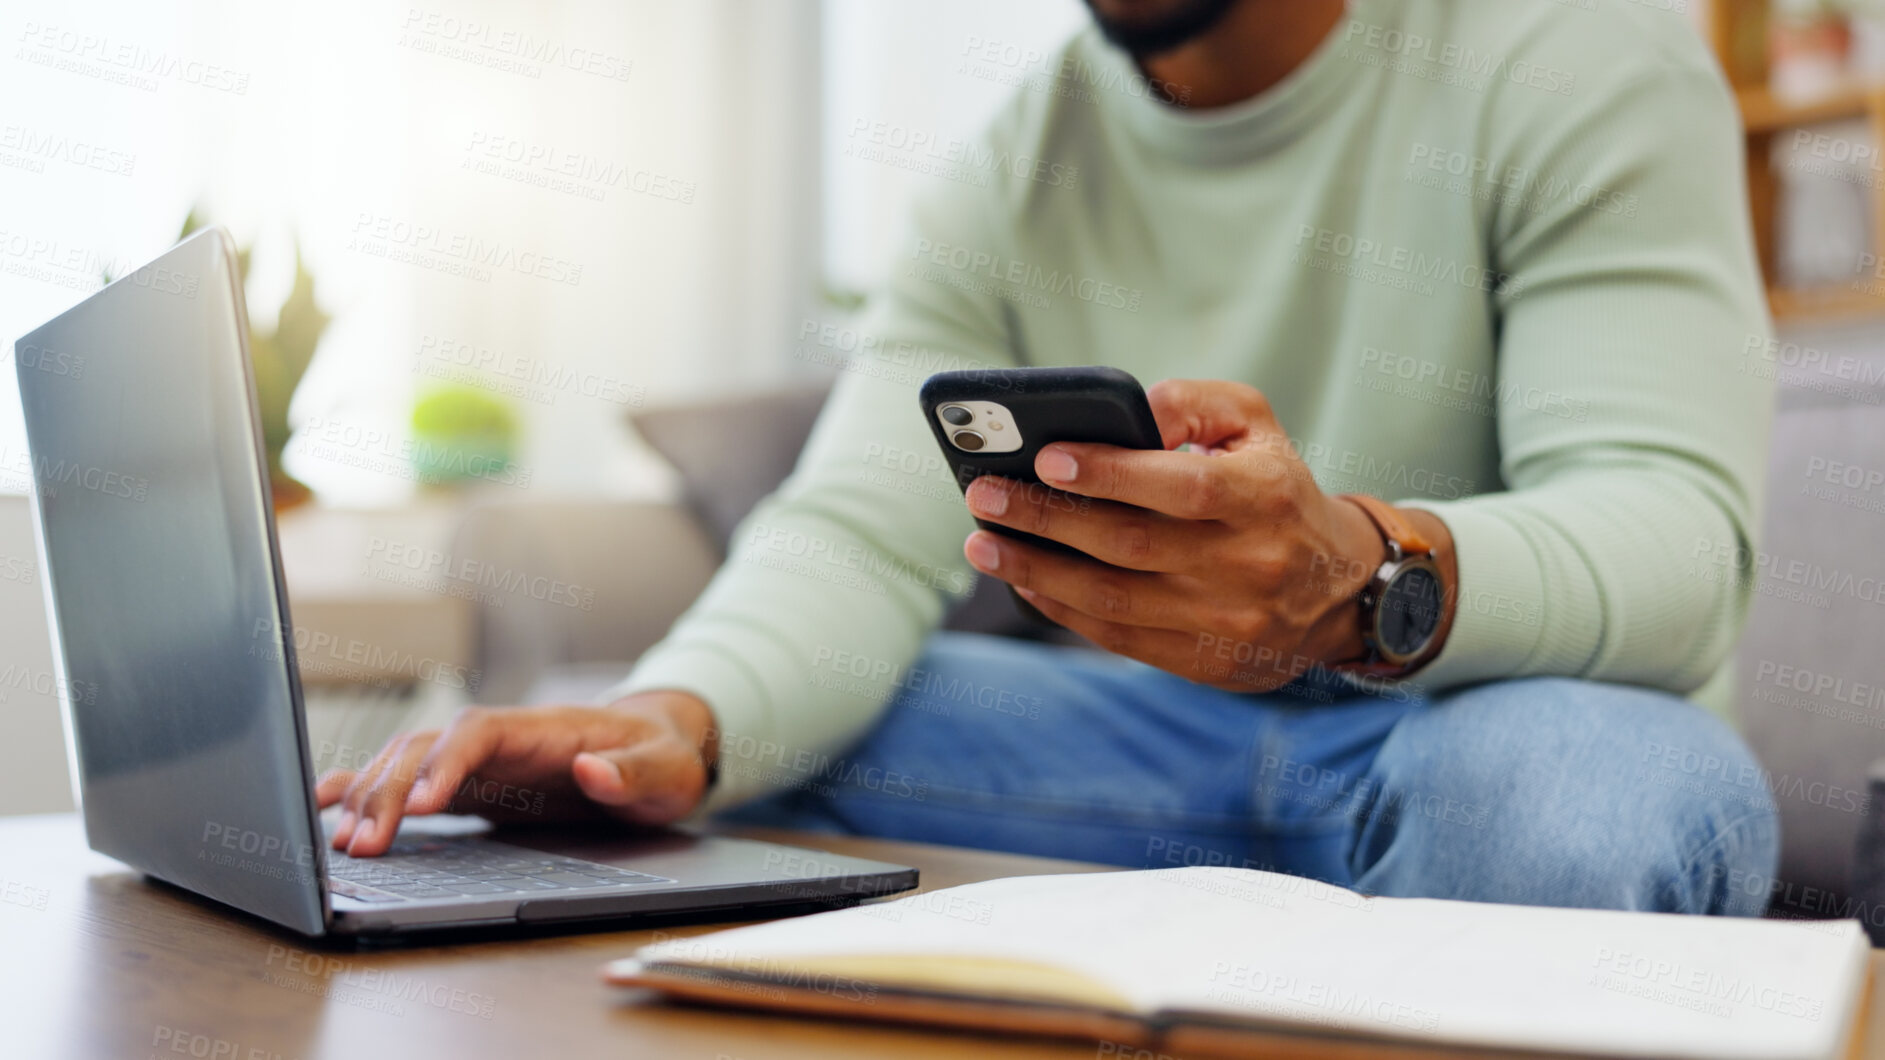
[323,0,1780,915]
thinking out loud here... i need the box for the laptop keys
[326,836,673,903]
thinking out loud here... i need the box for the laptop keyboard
[326,836,672,903]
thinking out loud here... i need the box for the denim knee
[1350,677,1780,915]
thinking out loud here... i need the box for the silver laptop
[14,228,915,937]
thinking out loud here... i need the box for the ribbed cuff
[598,641,779,816]
[1396,500,1547,692]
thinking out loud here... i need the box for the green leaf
[270,243,330,386]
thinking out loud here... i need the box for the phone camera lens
[952,430,986,451]
[940,405,973,426]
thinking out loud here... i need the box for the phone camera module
[931,399,1020,453]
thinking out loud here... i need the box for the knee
[1355,678,1779,914]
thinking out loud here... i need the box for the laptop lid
[16,228,329,935]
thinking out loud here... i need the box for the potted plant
[175,212,330,511]
[409,384,519,489]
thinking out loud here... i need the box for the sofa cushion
[1735,395,1885,915]
[631,384,834,556]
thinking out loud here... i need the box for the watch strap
[1339,493,1431,556]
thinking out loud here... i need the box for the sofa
[448,353,1885,932]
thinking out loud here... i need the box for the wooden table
[3,813,1881,1060]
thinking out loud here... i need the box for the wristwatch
[1336,494,1447,678]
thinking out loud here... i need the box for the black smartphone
[919,366,1163,622]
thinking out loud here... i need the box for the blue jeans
[727,633,1780,915]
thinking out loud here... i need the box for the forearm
[1402,459,1755,696]
[604,365,983,813]
[1392,64,1774,702]
[609,514,970,811]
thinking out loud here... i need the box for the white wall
[821,0,1088,295]
[0,496,73,815]
[2,0,824,507]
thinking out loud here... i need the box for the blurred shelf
[1737,82,1878,134]
[1734,82,1885,322]
[1769,283,1885,322]
[1708,0,1885,323]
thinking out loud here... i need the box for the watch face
[1376,564,1442,659]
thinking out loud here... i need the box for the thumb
[1146,378,1278,451]
[571,741,706,825]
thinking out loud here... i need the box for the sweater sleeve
[600,178,1019,813]
[1402,64,1775,699]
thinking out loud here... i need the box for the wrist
[608,690,720,770]
[1312,496,1390,665]
[1318,497,1458,676]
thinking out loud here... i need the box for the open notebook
[606,867,1872,1060]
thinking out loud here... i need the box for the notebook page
[632,867,1379,1013]
[630,867,1867,1060]
[1151,888,1868,1060]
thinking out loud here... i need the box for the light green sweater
[611,0,1774,812]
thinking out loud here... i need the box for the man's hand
[961,378,1454,691]
[314,690,716,857]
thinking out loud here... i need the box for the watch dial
[1377,566,1442,657]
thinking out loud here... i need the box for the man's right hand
[314,690,717,857]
